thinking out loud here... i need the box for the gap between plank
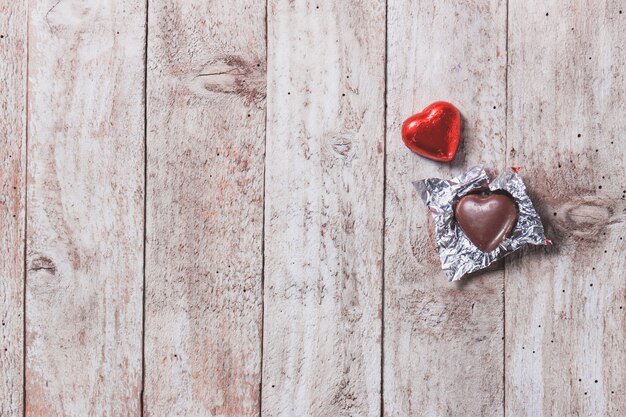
[503,0,510,415]
[381,0,389,416]
[23,2,31,415]
[141,0,149,415]
[258,0,269,415]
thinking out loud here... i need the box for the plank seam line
[381,0,389,416]
[503,0,510,415]
[23,2,31,414]
[141,1,149,415]
[258,0,269,415]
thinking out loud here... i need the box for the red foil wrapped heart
[401,101,461,162]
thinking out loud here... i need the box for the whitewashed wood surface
[144,0,265,415]
[25,0,145,415]
[385,0,507,415]
[262,1,384,416]
[1,0,625,416]
[0,1,26,415]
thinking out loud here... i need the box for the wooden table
[2,1,625,416]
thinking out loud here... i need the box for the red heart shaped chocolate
[401,101,461,162]
[454,193,518,253]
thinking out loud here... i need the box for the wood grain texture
[385,1,507,415]
[506,2,626,416]
[144,0,266,415]
[1,1,623,414]
[262,1,385,415]
[0,1,26,415]
[25,1,145,415]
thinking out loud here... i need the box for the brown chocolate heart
[454,192,518,253]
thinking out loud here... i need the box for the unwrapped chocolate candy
[414,166,549,281]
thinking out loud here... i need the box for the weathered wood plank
[385,1,507,415]
[262,1,385,415]
[143,0,266,415]
[0,1,26,415]
[25,1,145,414]
[506,2,626,416]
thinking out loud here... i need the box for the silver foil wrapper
[414,166,548,281]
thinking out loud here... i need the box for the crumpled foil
[414,166,548,281]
